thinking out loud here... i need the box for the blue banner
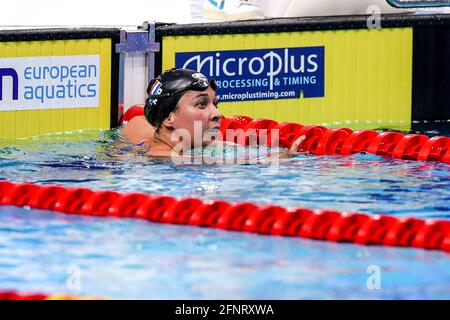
[176,46,325,102]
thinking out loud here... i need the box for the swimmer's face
[164,86,221,147]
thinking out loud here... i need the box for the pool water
[0,127,449,299]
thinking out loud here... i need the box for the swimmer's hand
[289,135,306,153]
[209,136,307,150]
[209,139,239,147]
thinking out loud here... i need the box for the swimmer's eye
[196,99,208,108]
[196,98,218,109]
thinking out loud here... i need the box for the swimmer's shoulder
[120,116,155,145]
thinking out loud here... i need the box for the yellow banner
[162,28,413,131]
[0,38,111,139]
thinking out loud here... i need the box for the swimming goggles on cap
[147,73,216,99]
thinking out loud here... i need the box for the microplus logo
[176,46,324,102]
[0,55,100,111]
[0,68,19,101]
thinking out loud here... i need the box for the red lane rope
[0,290,84,300]
[0,291,47,300]
[1,181,449,252]
[121,105,450,163]
[219,116,450,163]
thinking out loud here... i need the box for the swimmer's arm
[206,135,307,163]
[255,135,306,161]
[167,135,307,164]
[207,135,305,151]
[209,139,239,147]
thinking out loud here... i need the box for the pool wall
[158,14,450,132]
[1,14,450,139]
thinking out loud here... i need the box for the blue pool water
[0,127,449,299]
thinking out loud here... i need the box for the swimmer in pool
[121,68,305,159]
[122,68,221,157]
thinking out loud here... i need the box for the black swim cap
[144,68,217,129]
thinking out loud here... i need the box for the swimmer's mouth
[204,127,221,140]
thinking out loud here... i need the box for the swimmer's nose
[210,104,221,123]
